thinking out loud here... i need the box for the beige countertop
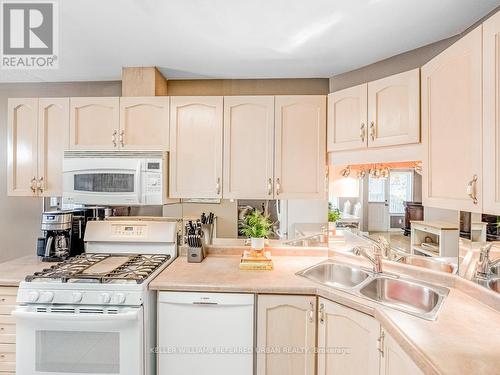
[0,255,53,287]
[149,254,500,375]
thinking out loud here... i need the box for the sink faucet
[376,236,405,262]
[475,243,500,279]
[353,244,383,274]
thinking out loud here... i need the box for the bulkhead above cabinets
[327,68,420,152]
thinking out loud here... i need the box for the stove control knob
[40,291,54,303]
[113,293,126,304]
[72,292,83,303]
[100,293,111,304]
[28,291,40,303]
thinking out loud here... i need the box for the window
[389,171,413,214]
[368,177,386,202]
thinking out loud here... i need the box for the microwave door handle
[137,163,143,204]
[12,309,140,322]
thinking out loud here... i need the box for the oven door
[13,306,144,375]
[63,158,143,206]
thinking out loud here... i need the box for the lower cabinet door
[317,298,380,375]
[380,331,423,375]
[257,295,316,375]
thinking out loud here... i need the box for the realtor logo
[1,1,58,69]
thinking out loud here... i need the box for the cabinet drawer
[0,289,16,316]
[0,316,15,344]
[0,344,15,372]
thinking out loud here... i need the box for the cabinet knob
[370,121,376,141]
[30,177,37,194]
[308,301,315,323]
[216,177,221,195]
[360,123,366,142]
[119,129,125,147]
[467,175,478,204]
[37,177,44,194]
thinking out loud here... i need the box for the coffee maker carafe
[37,211,74,262]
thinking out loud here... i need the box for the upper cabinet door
[169,96,223,199]
[38,98,69,197]
[327,84,368,151]
[275,96,327,199]
[223,96,274,199]
[483,13,500,215]
[317,298,380,375]
[119,97,169,150]
[7,98,38,196]
[422,26,483,213]
[367,69,420,148]
[69,97,119,150]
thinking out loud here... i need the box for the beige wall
[167,78,329,96]
[0,81,121,262]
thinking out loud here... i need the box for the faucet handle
[480,243,493,257]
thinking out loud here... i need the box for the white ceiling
[1,0,499,82]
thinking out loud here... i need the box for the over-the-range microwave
[62,150,167,206]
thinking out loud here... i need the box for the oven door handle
[12,309,140,322]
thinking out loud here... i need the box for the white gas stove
[15,219,177,375]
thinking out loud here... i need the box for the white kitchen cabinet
[7,98,38,196]
[327,84,368,152]
[119,96,169,150]
[483,12,500,215]
[169,96,223,198]
[69,97,119,150]
[422,26,482,213]
[317,298,380,375]
[7,98,68,197]
[0,287,17,374]
[367,69,420,148]
[223,96,274,199]
[256,295,316,375]
[275,96,327,199]
[37,98,69,196]
[380,330,423,375]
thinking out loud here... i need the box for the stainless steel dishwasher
[158,291,254,375]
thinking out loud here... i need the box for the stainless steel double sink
[297,260,449,321]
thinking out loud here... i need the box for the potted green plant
[328,203,341,234]
[241,210,272,252]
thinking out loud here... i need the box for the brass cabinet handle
[276,178,281,195]
[467,175,478,204]
[377,330,385,357]
[370,121,376,141]
[360,123,366,142]
[319,302,325,324]
[112,130,118,147]
[308,301,315,323]
[119,129,125,147]
[267,178,273,196]
[37,177,44,194]
[216,177,221,195]
[30,177,37,194]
